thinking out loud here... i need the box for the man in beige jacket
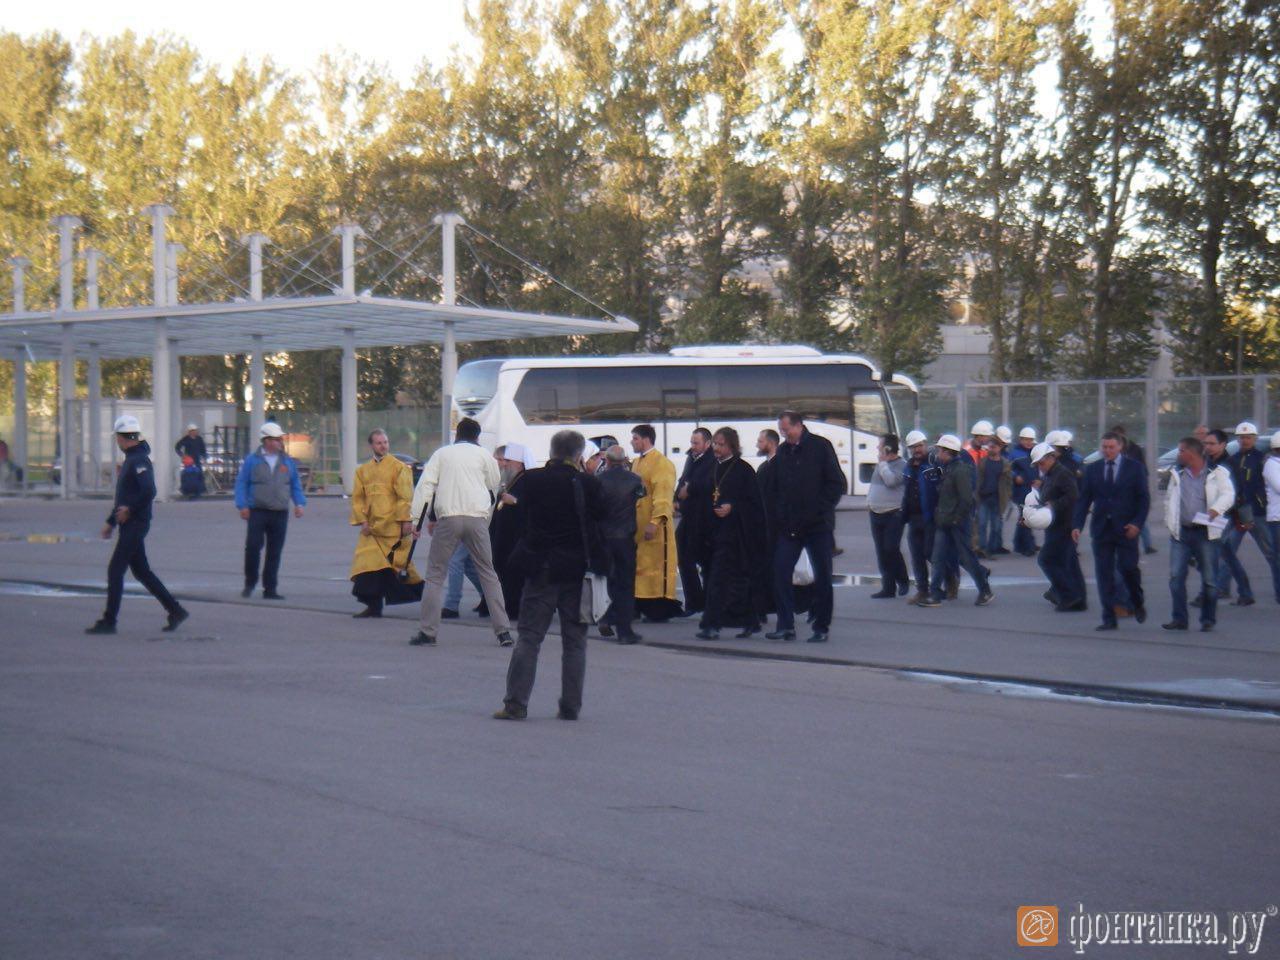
[409,418,513,647]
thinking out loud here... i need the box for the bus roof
[481,347,885,379]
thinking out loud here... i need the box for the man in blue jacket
[900,430,939,604]
[235,422,306,599]
[1072,432,1150,630]
[86,416,189,634]
[1009,427,1039,556]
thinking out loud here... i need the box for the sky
[5,0,476,83]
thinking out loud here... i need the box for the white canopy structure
[2,209,636,500]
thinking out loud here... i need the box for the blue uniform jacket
[901,457,940,523]
[107,441,157,526]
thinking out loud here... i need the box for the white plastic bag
[580,573,611,623]
[792,549,815,586]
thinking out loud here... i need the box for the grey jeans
[419,515,511,637]
[503,572,588,714]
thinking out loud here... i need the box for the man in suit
[1072,432,1151,630]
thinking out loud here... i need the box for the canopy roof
[0,294,637,361]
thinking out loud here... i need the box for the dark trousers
[245,508,288,592]
[602,536,637,637]
[676,522,707,613]
[1093,535,1143,624]
[906,513,934,593]
[928,521,989,598]
[773,529,834,632]
[1012,515,1037,555]
[1039,529,1086,607]
[870,509,909,591]
[104,520,179,623]
[701,538,759,630]
[504,571,588,714]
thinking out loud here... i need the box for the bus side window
[514,368,579,424]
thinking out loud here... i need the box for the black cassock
[700,456,770,630]
[489,471,528,618]
[676,451,715,613]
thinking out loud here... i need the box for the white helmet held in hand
[904,430,928,448]
[970,419,995,437]
[1022,501,1053,530]
[260,422,284,439]
[113,414,142,435]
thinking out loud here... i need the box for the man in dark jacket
[1216,422,1272,605]
[1034,443,1087,611]
[759,411,845,643]
[675,427,714,615]
[1073,432,1150,629]
[597,445,646,643]
[86,416,189,635]
[918,435,992,607]
[900,430,940,604]
[495,430,606,721]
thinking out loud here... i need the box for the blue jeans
[445,542,481,611]
[1012,508,1037,555]
[1214,522,1273,601]
[928,520,989,599]
[1170,526,1219,625]
[1269,523,1280,602]
[773,528,834,632]
[1139,522,1153,552]
[977,499,1003,553]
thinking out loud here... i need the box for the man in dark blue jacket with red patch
[86,416,188,635]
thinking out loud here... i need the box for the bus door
[884,374,920,436]
[847,388,872,494]
[661,389,698,457]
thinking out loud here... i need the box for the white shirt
[264,453,280,472]
[1264,455,1280,523]
[411,441,501,522]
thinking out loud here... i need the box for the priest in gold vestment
[349,429,422,617]
[630,423,683,620]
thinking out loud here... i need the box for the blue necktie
[1106,460,1115,486]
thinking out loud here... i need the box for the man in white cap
[85,416,189,635]
[234,422,307,600]
[1010,427,1039,556]
[900,429,939,604]
[1030,441,1087,612]
[175,423,207,468]
[917,435,992,607]
[1213,421,1272,605]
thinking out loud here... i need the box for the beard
[500,465,521,489]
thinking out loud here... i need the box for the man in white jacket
[1164,435,1235,632]
[409,418,513,647]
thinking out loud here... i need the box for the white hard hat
[1022,502,1053,530]
[1019,426,1038,440]
[1271,430,1280,450]
[995,425,1013,445]
[186,423,199,432]
[1023,488,1042,508]
[1235,421,1258,436]
[1059,430,1074,445]
[936,434,962,453]
[1030,442,1056,464]
[1044,429,1067,447]
[113,414,142,435]
[970,419,995,437]
[904,430,928,447]
[259,422,284,439]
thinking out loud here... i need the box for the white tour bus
[452,345,919,495]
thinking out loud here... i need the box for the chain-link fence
[916,374,1275,461]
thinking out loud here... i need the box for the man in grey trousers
[409,418,514,647]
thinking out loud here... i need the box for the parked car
[393,452,424,485]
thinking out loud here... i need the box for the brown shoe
[907,590,928,606]
[945,576,959,600]
[492,704,527,720]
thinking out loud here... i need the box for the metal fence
[916,374,1280,458]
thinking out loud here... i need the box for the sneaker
[496,631,515,647]
[974,590,994,606]
[916,595,943,607]
[240,586,253,598]
[262,591,285,600]
[162,608,190,632]
[805,631,829,643]
[409,631,437,646]
[493,704,527,720]
[1161,620,1188,631]
[352,607,382,618]
[84,619,116,635]
[1096,621,1118,631]
[907,591,928,605]
[441,608,459,619]
[765,628,796,642]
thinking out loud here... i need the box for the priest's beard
[500,466,522,490]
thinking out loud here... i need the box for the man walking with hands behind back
[409,418,514,648]
[1072,432,1150,630]
[235,422,306,600]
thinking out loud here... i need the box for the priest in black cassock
[676,427,715,616]
[696,427,770,640]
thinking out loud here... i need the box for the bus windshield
[453,359,505,415]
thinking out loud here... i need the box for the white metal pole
[9,257,31,313]
[333,223,363,296]
[437,213,462,443]
[12,347,27,488]
[250,334,266,423]
[53,215,82,311]
[341,328,358,494]
[87,343,102,490]
[169,348,182,452]
[59,324,75,498]
[166,243,183,306]
[152,319,173,501]
[244,233,268,302]
[143,205,175,306]
[83,248,102,311]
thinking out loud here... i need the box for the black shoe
[409,631,437,646]
[1043,589,1060,605]
[497,631,515,647]
[162,608,189,632]
[353,607,382,619]
[441,608,459,619]
[1144,546,1157,555]
[556,704,578,721]
[916,595,943,607]
[695,628,720,640]
[805,631,829,643]
[493,704,527,720]
[974,590,994,606]
[674,607,700,618]
[992,547,1011,555]
[1054,601,1087,612]
[735,625,761,639]
[1096,621,1118,631]
[945,577,959,600]
[85,619,116,635]
[598,623,615,638]
[1161,620,1188,631]
[897,581,911,597]
[240,586,253,598]
[616,633,642,645]
[1201,622,1215,632]
[1190,595,1203,608]
[765,629,796,642]
[475,600,489,617]
[262,591,285,600]
[1235,596,1256,607]
[869,589,895,599]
